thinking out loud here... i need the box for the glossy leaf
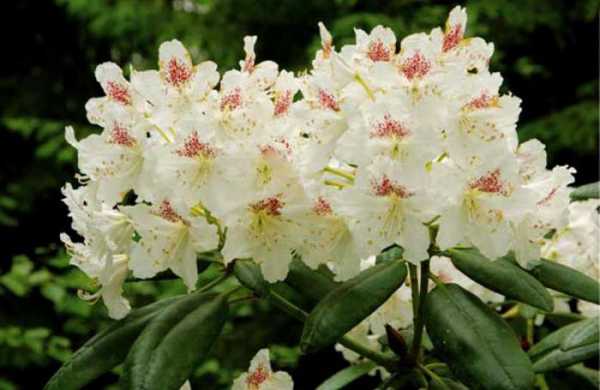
[528,320,583,361]
[566,365,600,388]
[561,317,599,351]
[570,182,599,201]
[121,291,227,390]
[44,296,181,390]
[286,257,340,303]
[528,259,600,304]
[448,248,553,311]
[425,283,535,390]
[533,343,598,373]
[301,259,407,353]
[316,361,376,390]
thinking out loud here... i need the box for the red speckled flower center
[401,52,431,80]
[367,40,392,62]
[176,132,215,159]
[166,58,192,87]
[443,25,463,52]
[318,89,340,111]
[251,197,284,216]
[470,169,507,194]
[465,93,498,110]
[371,114,410,139]
[373,176,412,198]
[109,124,136,147]
[274,90,292,116]
[246,366,269,387]
[106,81,131,105]
[313,197,332,216]
[158,200,183,223]
[221,88,242,111]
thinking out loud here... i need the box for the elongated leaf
[316,361,376,390]
[533,343,598,373]
[121,291,227,390]
[376,246,403,264]
[561,317,599,351]
[566,365,600,388]
[286,257,340,303]
[528,320,584,360]
[233,258,269,296]
[44,296,181,390]
[449,248,553,311]
[425,283,535,390]
[570,182,599,201]
[301,259,407,353]
[528,259,600,304]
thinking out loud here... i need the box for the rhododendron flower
[232,349,293,390]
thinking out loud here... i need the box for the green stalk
[408,264,420,318]
[410,260,430,361]
[197,272,230,293]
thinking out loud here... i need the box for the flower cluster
[62,6,577,319]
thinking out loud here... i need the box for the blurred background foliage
[0,0,598,388]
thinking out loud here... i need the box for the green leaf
[448,248,553,311]
[375,246,403,264]
[570,182,599,201]
[316,361,376,390]
[44,296,181,390]
[533,343,598,373]
[233,259,269,296]
[565,365,600,388]
[300,259,407,353]
[561,317,599,351]
[121,291,228,390]
[528,320,584,361]
[424,283,535,390]
[285,257,340,303]
[528,259,600,304]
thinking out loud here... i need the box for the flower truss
[62,6,587,324]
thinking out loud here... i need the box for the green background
[0,0,598,388]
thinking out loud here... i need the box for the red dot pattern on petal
[367,40,392,62]
[166,58,192,87]
[313,196,333,216]
[372,176,412,198]
[274,90,292,116]
[371,114,411,139]
[251,197,284,216]
[470,169,507,195]
[442,25,463,53]
[158,200,183,223]
[109,124,136,147]
[176,132,215,159]
[401,52,431,80]
[220,88,242,111]
[246,366,269,387]
[318,89,340,111]
[106,81,131,105]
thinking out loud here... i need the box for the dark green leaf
[375,246,403,264]
[121,291,227,390]
[533,343,597,373]
[425,284,535,390]
[565,365,600,388]
[301,259,407,353]
[448,248,553,311]
[44,296,181,390]
[528,259,600,304]
[286,257,340,304]
[528,320,584,361]
[570,182,599,201]
[316,361,376,390]
[561,317,599,351]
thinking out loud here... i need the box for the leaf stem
[418,362,450,389]
[198,271,230,293]
[411,260,430,362]
[409,264,420,318]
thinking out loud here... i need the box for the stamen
[106,81,131,105]
[166,58,192,87]
[401,52,431,80]
[251,196,284,216]
[367,40,392,62]
[371,114,410,138]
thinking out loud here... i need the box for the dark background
[0,0,598,389]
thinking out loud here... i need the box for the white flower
[123,198,218,291]
[232,349,293,390]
